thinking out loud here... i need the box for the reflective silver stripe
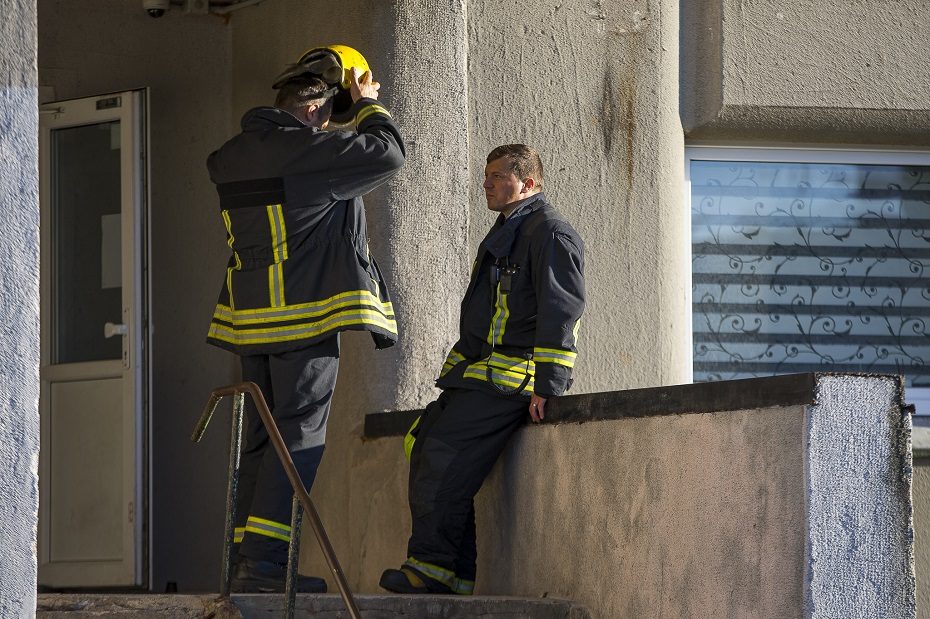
[214,290,392,325]
[245,516,291,542]
[487,283,509,345]
[404,557,455,586]
[451,578,475,595]
[266,204,288,262]
[489,352,535,374]
[440,349,466,376]
[463,364,534,393]
[532,348,576,368]
[268,263,285,307]
[210,309,397,345]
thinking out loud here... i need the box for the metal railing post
[284,495,302,618]
[193,382,362,619]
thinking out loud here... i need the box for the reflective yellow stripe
[214,289,393,325]
[440,348,466,377]
[221,210,242,309]
[244,516,291,542]
[233,527,245,544]
[463,356,534,394]
[533,347,577,368]
[487,282,509,345]
[356,104,391,125]
[267,262,285,307]
[451,577,475,595]
[489,351,535,373]
[404,557,455,587]
[209,308,397,345]
[266,204,288,262]
[404,416,420,460]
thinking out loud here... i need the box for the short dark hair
[487,144,544,187]
[274,76,334,118]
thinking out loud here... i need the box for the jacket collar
[480,193,547,259]
[240,106,310,131]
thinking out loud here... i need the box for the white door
[38,90,148,588]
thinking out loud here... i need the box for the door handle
[104,322,128,338]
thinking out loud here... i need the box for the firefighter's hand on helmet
[350,67,381,102]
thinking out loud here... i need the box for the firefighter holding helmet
[205,45,404,593]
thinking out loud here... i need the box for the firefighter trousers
[405,388,527,593]
[233,336,339,565]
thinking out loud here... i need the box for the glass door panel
[51,121,122,364]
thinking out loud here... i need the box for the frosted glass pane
[692,159,930,387]
[52,122,122,364]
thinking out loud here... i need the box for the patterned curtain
[692,159,930,386]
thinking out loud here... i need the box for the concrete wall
[38,0,236,591]
[682,0,930,143]
[0,0,40,614]
[469,0,689,392]
[479,406,806,618]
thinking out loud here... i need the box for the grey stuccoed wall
[0,0,40,615]
[468,0,690,392]
[682,0,930,142]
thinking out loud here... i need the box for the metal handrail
[193,382,362,619]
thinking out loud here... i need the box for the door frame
[37,89,151,588]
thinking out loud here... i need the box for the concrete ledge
[232,593,590,619]
[364,373,818,438]
[36,594,591,618]
[37,594,240,618]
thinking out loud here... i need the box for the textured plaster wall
[804,375,914,618]
[469,0,690,392]
[0,0,40,614]
[682,0,930,142]
[478,407,806,618]
[38,0,236,591]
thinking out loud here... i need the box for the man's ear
[522,177,536,193]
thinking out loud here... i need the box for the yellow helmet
[272,44,371,125]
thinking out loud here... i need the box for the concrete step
[37,593,591,618]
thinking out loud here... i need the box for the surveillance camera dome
[143,0,169,17]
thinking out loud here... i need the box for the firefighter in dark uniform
[380,144,585,595]
[205,45,404,592]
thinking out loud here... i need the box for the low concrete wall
[350,374,914,619]
[0,0,40,615]
[479,405,805,618]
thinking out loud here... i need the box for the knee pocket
[409,437,458,517]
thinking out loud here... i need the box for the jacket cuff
[534,363,572,397]
[349,98,392,127]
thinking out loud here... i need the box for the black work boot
[231,558,327,593]
[379,565,452,594]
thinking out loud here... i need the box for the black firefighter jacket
[437,193,585,398]
[205,98,405,356]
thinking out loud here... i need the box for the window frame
[685,145,930,412]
